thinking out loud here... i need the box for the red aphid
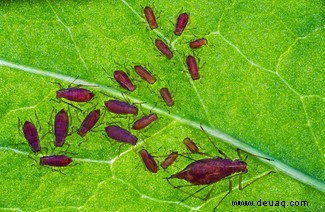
[56,88,94,102]
[183,137,199,153]
[77,109,101,137]
[134,65,156,84]
[54,109,69,147]
[186,55,199,80]
[169,158,247,185]
[40,155,73,167]
[189,38,207,49]
[161,151,178,169]
[132,113,158,130]
[22,121,41,153]
[114,70,136,91]
[160,88,174,106]
[105,125,138,145]
[155,39,173,60]
[144,6,158,29]
[104,100,138,115]
[139,149,158,173]
[174,13,189,36]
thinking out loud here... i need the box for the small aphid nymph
[155,39,173,60]
[77,109,101,137]
[40,155,73,167]
[144,6,158,29]
[161,151,178,169]
[189,38,207,49]
[134,65,156,84]
[139,149,158,173]
[56,88,94,102]
[104,100,138,115]
[105,125,138,145]
[132,113,158,130]
[22,121,41,153]
[54,109,69,147]
[186,55,199,80]
[174,13,189,36]
[183,137,199,153]
[160,88,174,106]
[114,70,136,91]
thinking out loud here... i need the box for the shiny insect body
[56,88,94,102]
[161,151,178,169]
[105,125,138,145]
[40,155,72,167]
[160,88,174,106]
[155,39,173,60]
[134,65,156,84]
[132,113,158,130]
[22,121,41,153]
[144,6,158,29]
[54,109,69,147]
[77,109,101,137]
[186,55,199,80]
[189,38,207,49]
[174,13,189,36]
[139,149,158,173]
[104,100,138,115]
[114,70,136,91]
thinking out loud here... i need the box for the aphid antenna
[49,80,63,89]
[34,111,42,133]
[236,148,273,162]
[67,76,80,87]
[200,124,229,158]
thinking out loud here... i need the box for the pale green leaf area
[0,0,324,211]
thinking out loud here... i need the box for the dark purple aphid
[77,109,100,137]
[155,39,173,60]
[139,149,158,173]
[40,155,72,167]
[169,158,247,185]
[189,38,207,49]
[132,113,158,130]
[56,88,94,102]
[174,13,189,36]
[186,55,199,80]
[134,65,156,84]
[160,88,174,106]
[54,109,69,147]
[22,121,41,153]
[183,137,199,153]
[114,70,136,91]
[104,100,138,115]
[105,125,137,145]
[144,6,158,29]
[161,151,178,169]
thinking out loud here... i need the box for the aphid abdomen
[139,149,158,173]
[23,121,41,153]
[174,13,189,36]
[161,151,178,169]
[54,109,69,147]
[132,113,158,130]
[170,158,247,185]
[105,125,138,145]
[155,39,173,60]
[113,70,136,91]
[104,100,138,115]
[144,6,158,29]
[40,155,72,167]
[160,88,174,106]
[56,88,94,102]
[77,109,101,137]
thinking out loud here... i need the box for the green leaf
[0,0,324,211]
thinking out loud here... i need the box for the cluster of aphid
[20,6,272,210]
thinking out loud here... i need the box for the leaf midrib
[0,58,324,193]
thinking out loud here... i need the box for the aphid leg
[34,111,41,133]
[240,170,274,190]
[200,124,229,158]
[50,98,82,112]
[166,178,211,201]
[214,179,233,211]
[67,76,80,87]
